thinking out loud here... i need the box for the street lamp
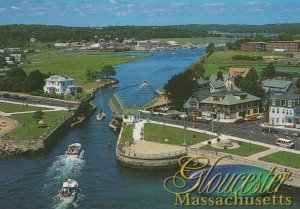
[182,116,187,146]
[249,129,253,153]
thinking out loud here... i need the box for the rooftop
[262,79,292,89]
[271,93,300,100]
[45,75,74,82]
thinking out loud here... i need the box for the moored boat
[59,179,79,203]
[96,112,106,121]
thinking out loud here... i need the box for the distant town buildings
[241,41,300,53]
[43,75,77,95]
[269,93,300,128]
[30,37,37,43]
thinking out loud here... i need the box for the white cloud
[11,6,21,10]
[203,3,225,7]
[109,0,117,4]
[34,11,45,16]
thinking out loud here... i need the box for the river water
[0,48,299,209]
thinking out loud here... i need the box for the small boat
[59,179,79,203]
[96,88,106,121]
[96,112,106,121]
[65,143,82,157]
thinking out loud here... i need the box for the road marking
[274,134,278,138]
[262,132,266,135]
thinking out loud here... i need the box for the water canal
[1,48,299,209]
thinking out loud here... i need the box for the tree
[0,67,27,91]
[234,75,243,88]
[241,68,265,98]
[187,61,205,78]
[23,70,48,92]
[33,110,44,126]
[86,69,99,80]
[217,70,224,81]
[206,43,215,54]
[261,63,277,80]
[101,65,116,78]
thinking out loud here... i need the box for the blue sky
[0,0,299,26]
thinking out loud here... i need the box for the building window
[286,110,289,115]
[288,101,292,107]
[272,108,275,113]
[277,109,279,113]
[280,100,286,106]
[253,109,258,114]
[282,118,285,123]
[290,110,293,115]
[282,109,285,114]
[276,118,279,123]
[272,99,276,105]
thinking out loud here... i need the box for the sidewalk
[133,120,146,140]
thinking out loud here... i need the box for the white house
[269,93,300,128]
[54,43,70,47]
[122,108,141,124]
[43,75,77,95]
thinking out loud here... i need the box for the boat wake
[43,152,85,208]
[52,193,84,209]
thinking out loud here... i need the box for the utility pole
[249,129,253,153]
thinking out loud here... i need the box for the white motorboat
[65,143,82,157]
[96,112,106,121]
[59,179,79,203]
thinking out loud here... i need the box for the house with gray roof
[200,91,261,119]
[43,75,78,95]
[269,93,300,128]
[209,74,240,93]
[262,78,297,94]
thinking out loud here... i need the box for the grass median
[0,102,49,113]
[202,140,268,157]
[259,151,300,169]
[144,123,214,146]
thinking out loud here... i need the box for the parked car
[262,127,278,134]
[246,115,257,121]
[283,130,300,137]
[235,118,246,124]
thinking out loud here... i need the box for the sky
[0,0,299,26]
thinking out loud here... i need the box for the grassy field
[259,151,300,168]
[202,140,268,157]
[7,111,68,140]
[24,52,148,91]
[204,50,299,76]
[0,102,49,113]
[151,37,238,44]
[119,124,134,144]
[144,123,214,146]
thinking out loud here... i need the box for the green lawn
[259,151,300,169]
[151,37,238,44]
[202,140,268,157]
[24,52,149,91]
[119,124,134,144]
[0,102,49,113]
[144,123,214,146]
[6,111,68,140]
[203,50,299,76]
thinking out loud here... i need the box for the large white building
[43,75,77,95]
[269,93,300,128]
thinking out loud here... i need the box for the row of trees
[0,68,48,92]
[86,65,116,80]
[164,59,205,108]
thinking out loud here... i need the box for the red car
[247,115,257,121]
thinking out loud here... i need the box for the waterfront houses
[43,75,77,95]
[200,91,261,119]
[269,93,300,128]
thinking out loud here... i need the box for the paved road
[141,112,300,151]
[0,92,78,108]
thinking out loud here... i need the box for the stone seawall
[115,127,186,169]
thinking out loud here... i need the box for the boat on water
[65,143,82,157]
[96,88,106,121]
[96,111,106,121]
[59,179,79,203]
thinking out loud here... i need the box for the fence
[117,147,187,160]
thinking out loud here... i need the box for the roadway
[0,92,78,108]
[140,112,300,151]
